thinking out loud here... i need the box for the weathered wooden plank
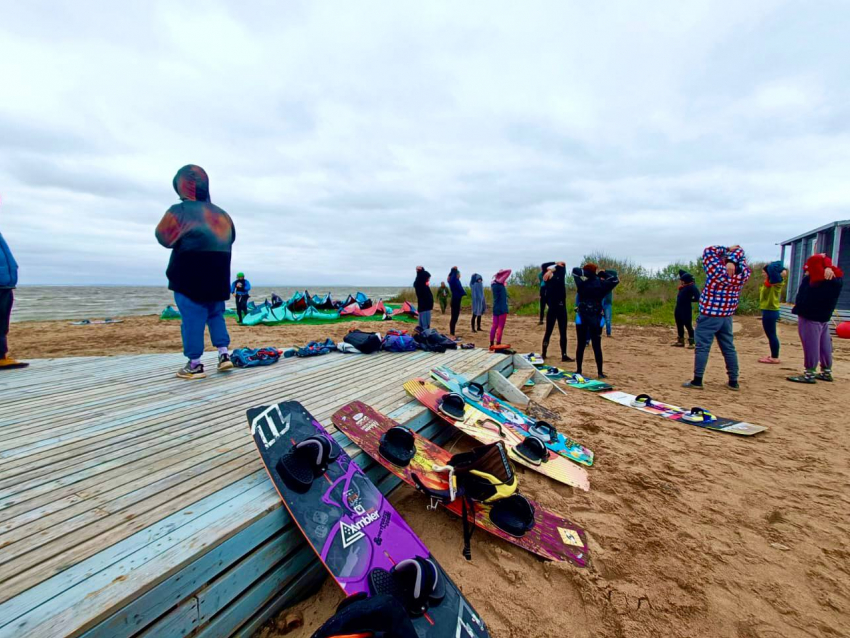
[0,472,272,631]
[191,547,321,638]
[488,369,530,406]
[78,510,285,638]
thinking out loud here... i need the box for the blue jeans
[174,292,230,361]
[761,309,780,358]
[694,315,738,380]
[602,303,612,336]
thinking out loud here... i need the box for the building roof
[779,219,850,246]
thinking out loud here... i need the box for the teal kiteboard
[522,355,613,392]
[430,366,594,467]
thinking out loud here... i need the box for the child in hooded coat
[470,273,486,332]
[758,261,786,363]
[788,254,844,383]
[673,270,700,348]
[490,269,511,346]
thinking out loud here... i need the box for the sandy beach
[7,312,849,638]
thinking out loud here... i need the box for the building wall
[839,229,850,311]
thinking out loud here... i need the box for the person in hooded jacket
[231,272,252,324]
[490,269,511,346]
[447,266,465,337]
[573,264,619,378]
[413,267,434,331]
[156,165,236,379]
[788,254,844,384]
[470,273,486,332]
[673,269,700,348]
[541,262,574,362]
[0,231,28,369]
[758,261,787,364]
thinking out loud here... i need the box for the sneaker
[687,340,696,349]
[682,380,704,390]
[671,339,685,347]
[787,372,816,384]
[218,353,234,371]
[177,362,206,379]
[562,355,575,363]
[727,380,740,391]
[0,356,29,370]
[815,370,833,382]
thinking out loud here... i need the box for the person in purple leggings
[490,269,511,346]
[788,254,844,384]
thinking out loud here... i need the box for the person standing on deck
[156,165,236,379]
[541,262,574,362]
[470,273,486,332]
[448,266,465,338]
[231,272,252,324]
[0,231,28,370]
[413,267,434,331]
[758,261,786,364]
[683,245,751,391]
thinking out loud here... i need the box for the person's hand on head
[416,266,423,271]
[728,245,741,251]
[556,261,565,267]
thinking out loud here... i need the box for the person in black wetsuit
[673,269,700,348]
[541,262,574,362]
[573,264,619,378]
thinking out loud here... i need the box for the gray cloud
[1,0,849,285]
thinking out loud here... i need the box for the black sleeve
[542,262,556,271]
[691,286,701,303]
[601,277,619,293]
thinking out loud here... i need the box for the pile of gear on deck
[229,328,469,368]
[160,291,418,325]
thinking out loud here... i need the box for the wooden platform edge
[79,353,515,638]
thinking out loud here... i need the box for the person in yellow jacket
[758,261,787,364]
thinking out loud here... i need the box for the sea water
[11,286,405,322]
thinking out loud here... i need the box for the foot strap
[275,435,340,494]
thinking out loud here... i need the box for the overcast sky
[1,1,848,286]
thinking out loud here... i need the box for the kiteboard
[404,378,590,491]
[521,355,614,392]
[248,401,489,637]
[332,401,589,566]
[600,391,767,436]
[430,366,594,467]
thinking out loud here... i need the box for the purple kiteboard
[248,401,489,637]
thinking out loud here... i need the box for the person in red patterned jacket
[683,245,751,391]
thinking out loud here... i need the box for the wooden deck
[0,348,511,638]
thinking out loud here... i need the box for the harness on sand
[399,438,535,560]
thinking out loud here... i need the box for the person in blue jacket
[156,165,236,379]
[447,266,466,338]
[231,272,251,323]
[0,231,28,369]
